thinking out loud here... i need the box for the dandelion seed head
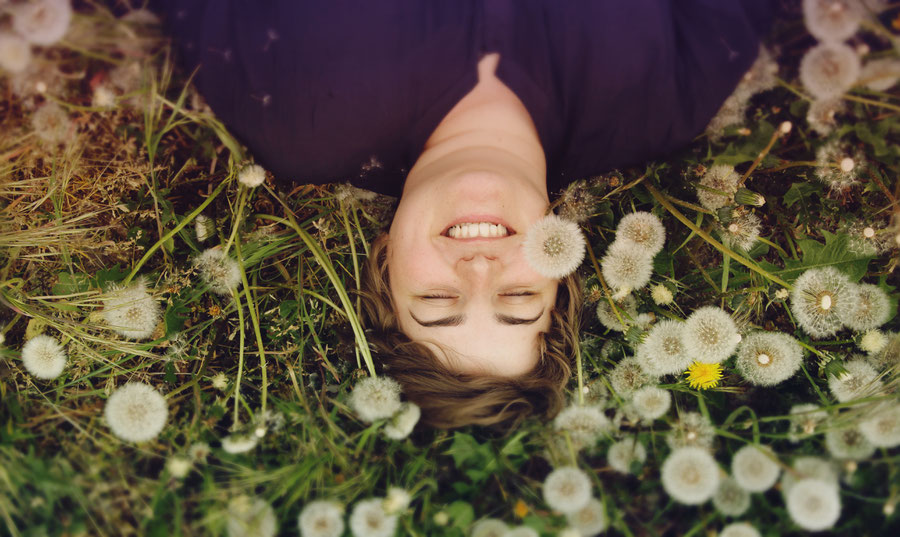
[383,402,420,440]
[522,214,586,279]
[189,442,210,461]
[101,279,161,340]
[615,212,666,255]
[697,165,740,211]
[719,213,761,252]
[349,498,397,537]
[782,457,840,493]
[828,357,882,402]
[227,496,277,537]
[504,527,539,537]
[20,334,67,379]
[790,267,852,338]
[92,84,116,108]
[803,0,863,42]
[607,437,647,474]
[11,0,72,46]
[349,376,402,423]
[631,385,672,421]
[31,101,72,145]
[860,58,900,91]
[705,93,748,140]
[800,42,861,100]
[543,466,592,514]
[735,46,780,99]
[712,476,751,517]
[609,357,654,397]
[221,433,258,454]
[382,488,411,515]
[667,412,716,451]
[600,240,653,293]
[650,284,674,306]
[859,330,888,355]
[732,444,780,492]
[661,446,720,505]
[825,425,876,460]
[807,98,845,135]
[720,523,761,537]
[786,479,842,532]
[166,456,191,479]
[298,500,344,537]
[469,519,508,537]
[553,404,609,448]
[859,403,900,448]
[195,248,242,296]
[735,331,803,386]
[682,306,740,363]
[595,294,638,332]
[557,180,598,223]
[104,382,167,443]
[565,498,608,536]
[788,404,828,442]
[238,164,266,188]
[839,283,892,332]
[0,31,31,73]
[635,320,691,376]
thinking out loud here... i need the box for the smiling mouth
[444,222,515,239]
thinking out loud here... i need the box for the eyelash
[421,292,535,299]
[422,294,455,299]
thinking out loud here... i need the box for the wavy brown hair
[359,233,582,430]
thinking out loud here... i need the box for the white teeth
[446,222,509,238]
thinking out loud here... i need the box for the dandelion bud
[779,120,793,134]
[735,188,766,207]
[716,206,735,225]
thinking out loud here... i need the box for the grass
[1,2,900,537]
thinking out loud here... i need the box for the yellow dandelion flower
[685,362,723,390]
[514,499,529,518]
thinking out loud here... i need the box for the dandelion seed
[712,476,751,517]
[469,518,508,537]
[786,479,842,532]
[195,248,242,296]
[650,284,674,306]
[349,498,397,537]
[800,42,861,100]
[565,498,607,536]
[720,523,761,537]
[615,212,666,255]
[667,412,716,451]
[226,496,278,537]
[697,165,740,211]
[661,446,720,505]
[807,98,845,136]
[221,433,259,454]
[631,385,671,421]
[607,438,647,474]
[825,425,876,460]
[600,240,654,294]
[609,357,654,397]
[298,500,344,537]
[166,456,191,479]
[553,404,610,448]
[860,58,900,91]
[104,382,168,443]
[543,466,592,514]
[238,164,267,188]
[595,294,638,332]
[735,331,803,386]
[20,334,67,379]
[0,31,31,73]
[31,101,72,145]
[383,402,420,440]
[828,357,882,403]
[11,0,72,46]
[719,213,761,252]
[840,283,892,332]
[682,307,740,364]
[522,214,586,279]
[349,376,402,423]
[101,279,161,340]
[732,444,780,492]
[781,457,840,493]
[788,404,828,442]
[790,267,852,338]
[505,527,539,537]
[803,0,863,41]
[859,402,900,448]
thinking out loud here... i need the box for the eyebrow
[408,310,544,327]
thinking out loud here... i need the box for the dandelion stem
[223,185,249,257]
[843,93,900,114]
[234,238,268,417]
[584,240,628,330]
[232,286,246,427]
[737,126,784,188]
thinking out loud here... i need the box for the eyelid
[499,291,537,297]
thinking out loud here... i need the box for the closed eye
[499,291,536,297]
[421,294,456,300]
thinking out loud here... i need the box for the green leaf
[782,181,822,209]
[164,299,190,337]
[52,272,91,295]
[446,501,475,529]
[782,231,873,282]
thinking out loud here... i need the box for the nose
[456,253,500,288]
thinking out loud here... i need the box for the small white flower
[543,466,592,514]
[735,331,803,386]
[104,382,168,443]
[11,0,72,46]
[195,248,242,296]
[858,330,888,354]
[615,212,665,255]
[840,283,892,332]
[731,445,780,492]
[825,425,876,460]
[382,487,411,515]
[600,240,654,293]
[661,446,720,505]
[101,279,161,340]
[226,495,278,537]
[238,164,267,188]
[803,0,863,42]
[650,283,674,306]
[790,267,852,339]
[553,404,610,448]
[469,518,508,537]
[800,42,861,100]
[786,479,842,532]
[0,31,31,73]
[298,500,345,537]
[522,214,586,279]
[719,522,761,537]
[21,334,67,379]
[349,498,397,537]
[211,372,229,391]
[221,433,259,454]
[828,357,882,403]
[681,306,740,364]
[859,403,900,448]
[31,101,72,145]
[697,165,740,211]
[635,320,691,376]
[607,438,647,474]
[712,476,751,517]
[383,402,420,440]
[349,376,402,423]
[166,456,192,478]
[565,497,607,536]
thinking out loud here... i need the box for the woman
[155,0,774,428]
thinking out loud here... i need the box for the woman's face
[387,146,558,377]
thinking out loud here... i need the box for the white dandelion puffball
[195,248,242,296]
[720,522,761,537]
[227,496,277,537]
[11,0,72,46]
[298,500,344,537]
[790,267,852,339]
[839,283,892,332]
[382,487,411,515]
[165,456,191,479]
[543,466,592,514]
[383,401,420,440]
[860,403,900,448]
[859,330,888,355]
[782,457,839,493]
[565,498,608,536]
[600,240,654,293]
[505,527,539,537]
[607,437,647,474]
[31,101,72,145]
[595,294,639,332]
[221,433,259,454]
[788,404,828,442]
[786,479,842,532]
[697,165,740,211]
[705,92,748,140]
[799,42,860,100]
[631,385,671,421]
[20,334,67,379]
[666,412,716,451]
[735,331,803,386]
[732,445,780,492]
[860,58,900,91]
[101,280,161,340]
[807,98,844,136]
[349,376,402,423]
[650,283,674,305]
[615,211,666,255]
[825,425,876,460]
[803,0,863,42]
[719,213,761,252]
[609,357,653,397]
[681,306,741,364]
[91,84,116,109]
[636,320,692,376]
[828,357,882,403]
[553,404,609,448]
[523,214,586,279]
[0,31,32,73]
[104,382,167,443]
[661,447,720,505]
[815,141,861,192]
[712,476,751,517]
[470,518,508,537]
[238,164,266,188]
[349,498,397,537]
[735,45,779,99]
